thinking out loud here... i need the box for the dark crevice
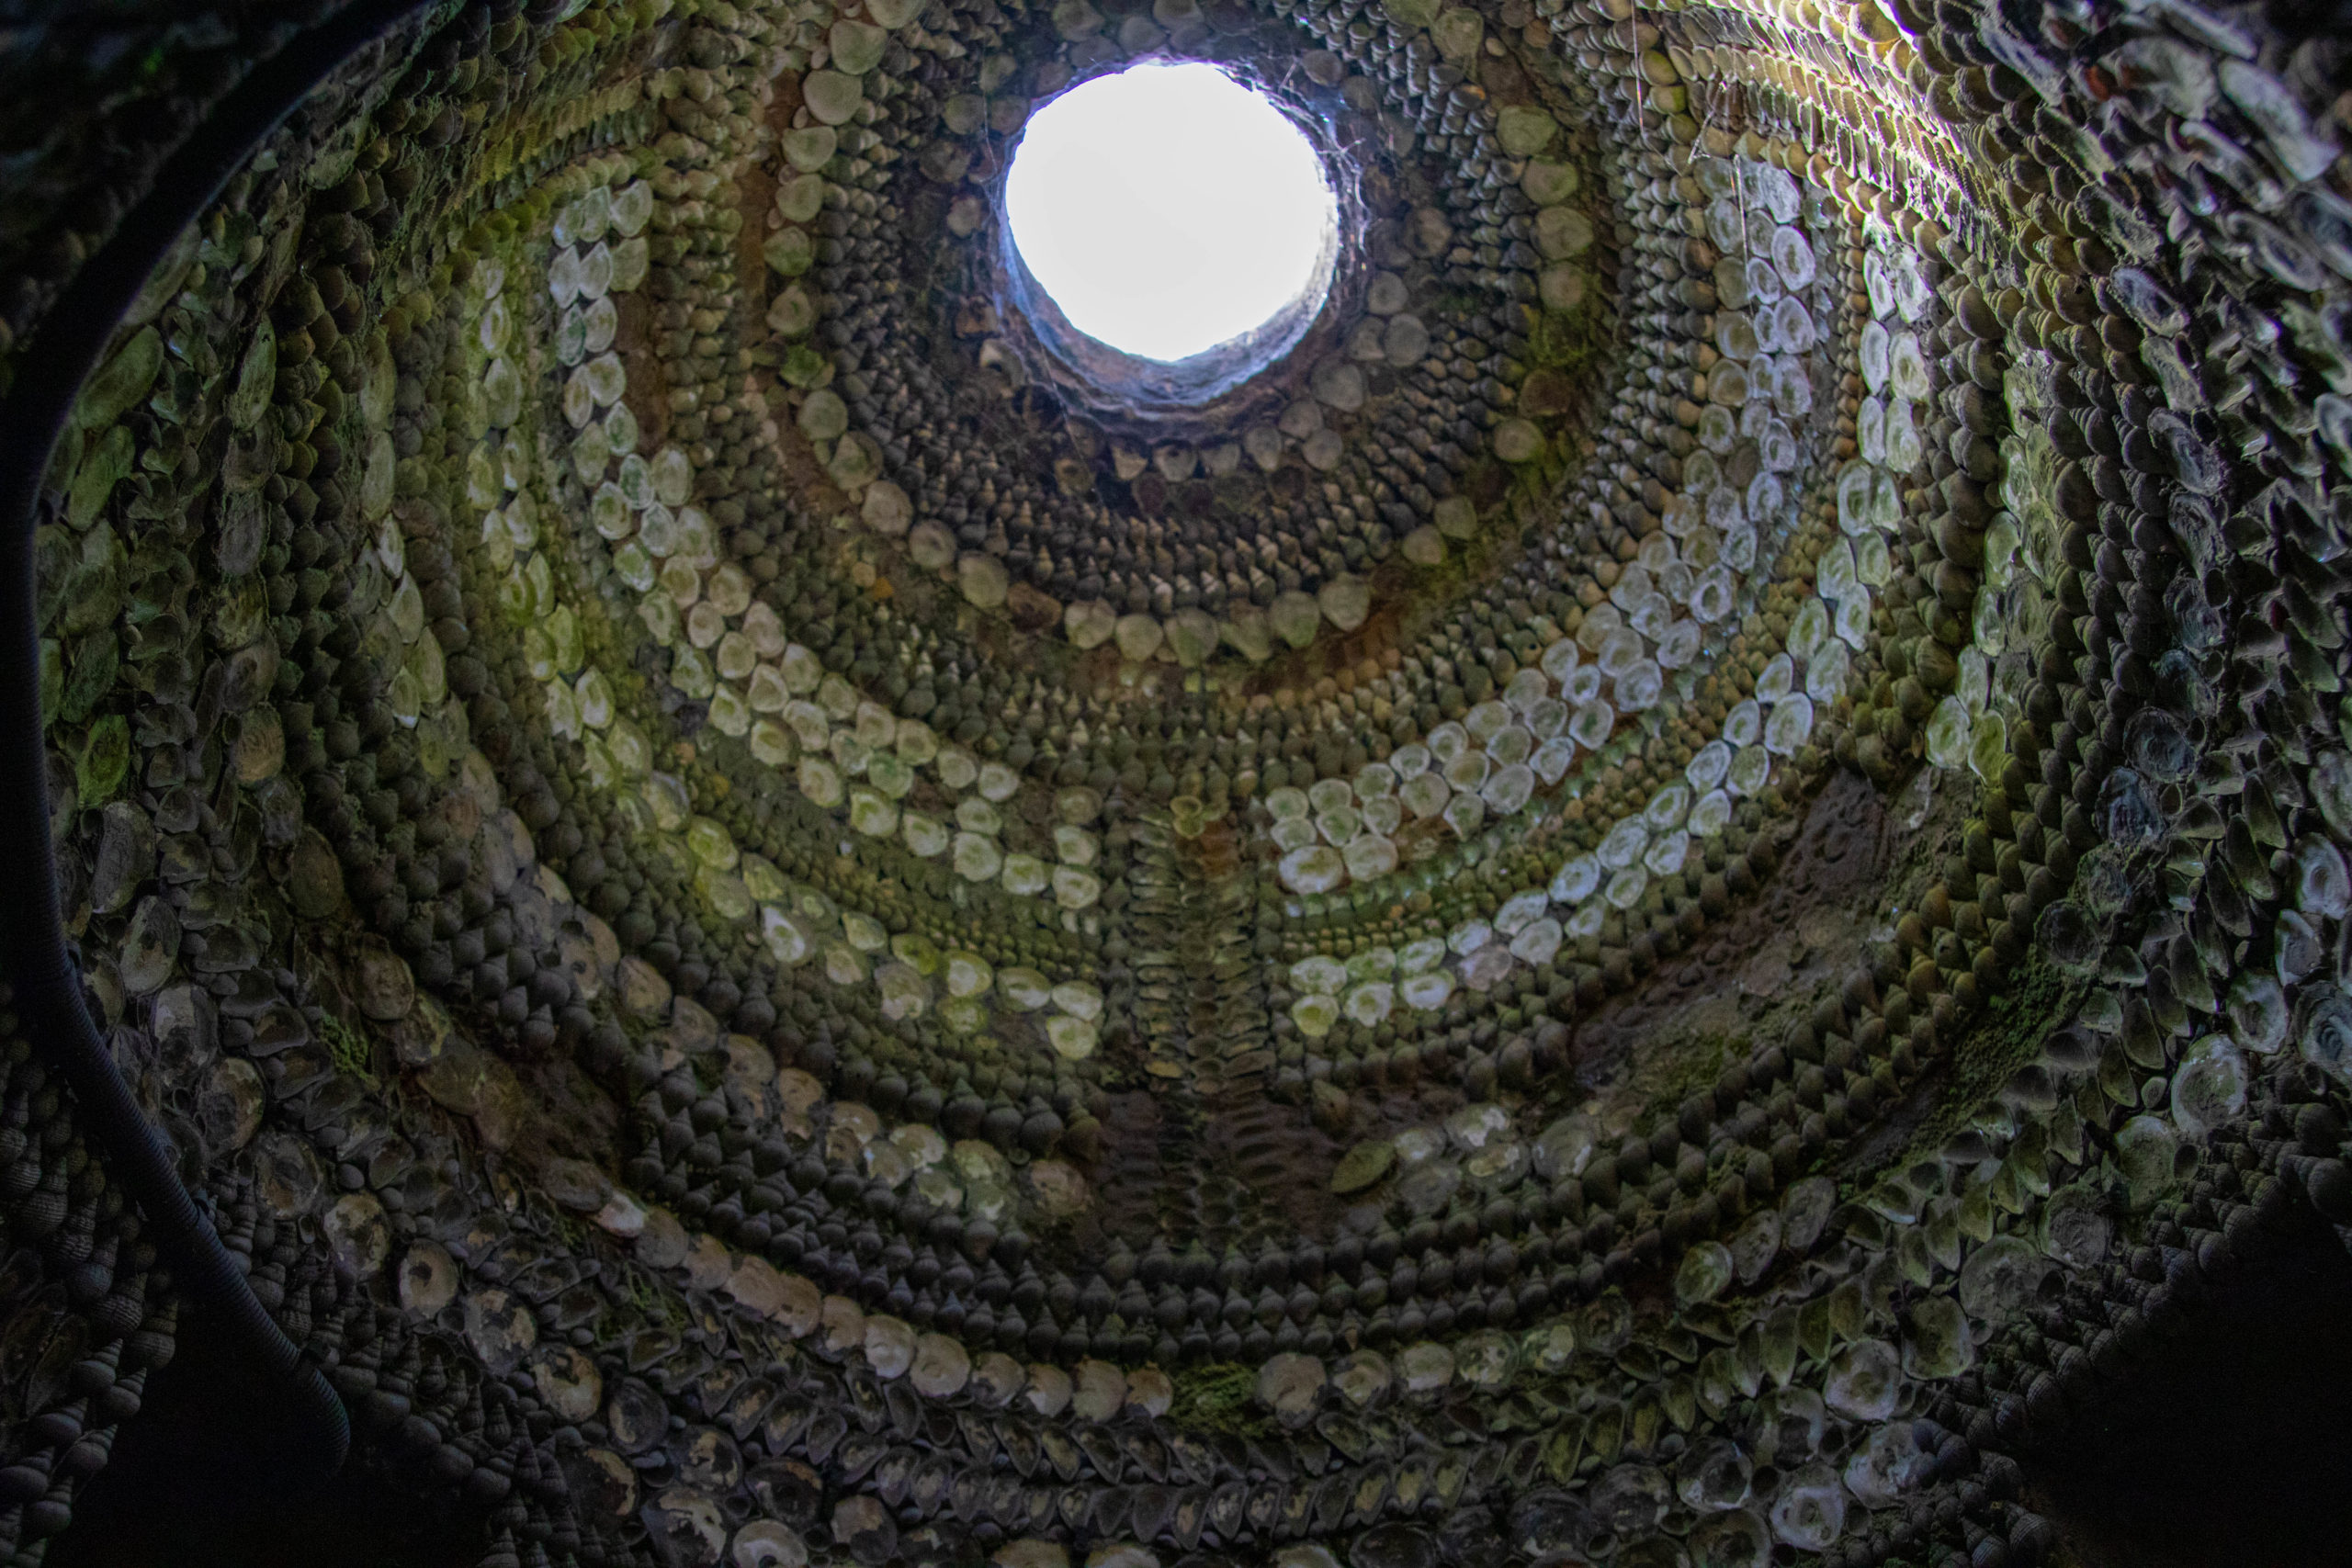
[2023,1221,2352,1568]
[47,1307,476,1568]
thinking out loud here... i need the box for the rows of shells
[3,0,2351,1564]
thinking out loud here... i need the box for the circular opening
[1003,62,1340,367]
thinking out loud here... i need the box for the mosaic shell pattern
[3,0,2352,1564]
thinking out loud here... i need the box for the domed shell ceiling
[5,0,2352,1564]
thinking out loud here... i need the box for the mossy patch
[1627,1027,1737,1126]
[1898,951,2074,1166]
[1431,288,1488,321]
[1528,298,1606,380]
[544,1204,596,1259]
[1168,1362,1271,1438]
[620,1262,690,1330]
[320,1011,377,1084]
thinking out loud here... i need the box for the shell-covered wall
[1,0,2348,1564]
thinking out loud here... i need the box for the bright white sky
[1004,63,1337,364]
